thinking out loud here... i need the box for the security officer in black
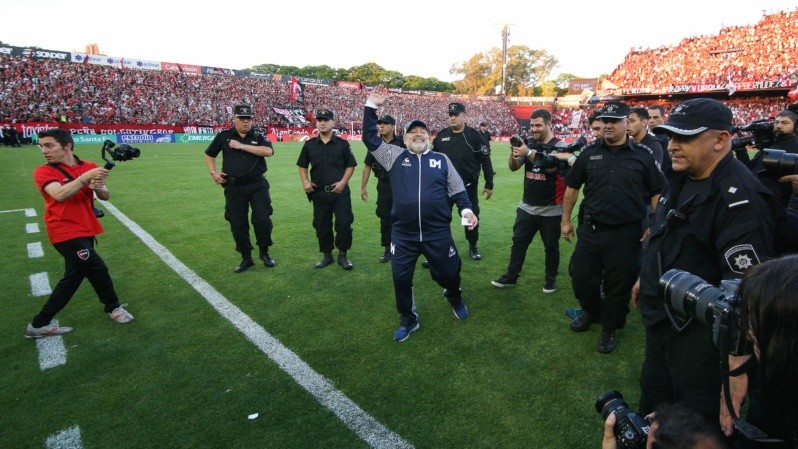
[433,102,494,260]
[361,114,404,263]
[633,98,777,431]
[478,122,492,150]
[297,108,357,270]
[205,105,275,273]
[561,101,665,354]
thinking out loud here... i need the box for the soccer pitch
[1,141,645,448]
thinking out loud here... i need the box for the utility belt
[225,175,262,187]
[584,215,637,232]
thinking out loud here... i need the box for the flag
[788,81,798,101]
[290,77,305,103]
[727,74,736,96]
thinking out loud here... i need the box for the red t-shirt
[33,160,104,244]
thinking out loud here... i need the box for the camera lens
[595,390,627,419]
[659,269,725,326]
[510,136,523,147]
[762,148,798,178]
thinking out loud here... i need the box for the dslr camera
[101,139,141,170]
[731,120,798,178]
[509,135,586,170]
[659,269,746,354]
[731,119,774,151]
[595,390,652,449]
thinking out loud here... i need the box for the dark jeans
[391,237,462,326]
[32,237,120,327]
[223,178,273,254]
[639,319,721,422]
[568,222,641,330]
[311,191,354,253]
[505,209,560,282]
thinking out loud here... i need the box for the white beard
[407,140,428,154]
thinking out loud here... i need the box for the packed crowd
[0,56,517,135]
[610,8,798,88]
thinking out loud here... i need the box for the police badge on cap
[448,102,465,114]
[234,105,253,117]
[316,109,334,120]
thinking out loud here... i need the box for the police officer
[363,86,475,341]
[361,114,404,263]
[492,109,566,294]
[647,104,674,178]
[561,101,665,354]
[297,108,357,270]
[632,98,777,431]
[432,102,494,260]
[205,105,276,273]
[478,122,492,150]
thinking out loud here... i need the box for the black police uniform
[565,138,665,331]
[296,134,357,254]
[363,135,404,249]
[637,152,777,420]
[205,127,274,257]
[432,125,494,247]
[653,133,674,179]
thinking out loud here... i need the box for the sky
[4,0,797,83]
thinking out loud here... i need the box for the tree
[450,46,558,96]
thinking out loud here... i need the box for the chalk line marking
[36,319,68,370]
[45,425,83,449]
[30,272,52,297]
[100,200,413,449]
[27,241,44,258]
[26,223,40,233]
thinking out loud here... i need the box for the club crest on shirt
[77,249,90,260]
[724,244,759,274]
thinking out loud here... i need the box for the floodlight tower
[499,23,513,96]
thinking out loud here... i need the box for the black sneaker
[543,279,556,294]
[491,274,517,288]
[315,253,334,269]
[570,311,595,332]
[379,247,391,263]
[597,329,617,354]
[469,245,482,260]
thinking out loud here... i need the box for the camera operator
[491,109,568,292]
[602,403,730,449]
[736,255,798,448]
[769,109,798,152]
[205,105,276,273]
[633,99,778,430]
[26,128,134,338]
[562,101,665,354]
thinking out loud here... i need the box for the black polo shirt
[205,128,272,180]
[565,139,665,225]
[432,125,495,189]
[296,134,357,186]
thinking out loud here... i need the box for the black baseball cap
[653,98,734,135]
[448,102,465,114]
[316,109,334,120]
[405,120,427,133]
[595,101,631,119]
[234,105,253,117]
[377,115,396,125]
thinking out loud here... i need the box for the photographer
[769,109,798,152]
[602,403,730,449]
[633,99,778,428]
[491,109,567,293]
[26,129,133,338]
[736,255,798,448]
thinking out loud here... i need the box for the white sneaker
[109,304,134,323]
[25,322,73,338]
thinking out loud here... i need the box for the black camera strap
[48,158,102,219]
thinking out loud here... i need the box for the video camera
[509,135,586,170]
[595,390,652,449]
[731,119,774,151]
[101,139,140,170]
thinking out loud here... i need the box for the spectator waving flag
[290,77,305,104]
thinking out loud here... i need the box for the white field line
[36,320,68,370]
[27,241,44,258]
[25,208,36,217]
[30,272,52,297]
[26,222,40,233]
[45,425,83,449]
[99,200,413,449]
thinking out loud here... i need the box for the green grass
[0,141,646,448]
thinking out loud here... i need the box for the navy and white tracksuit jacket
[363,103,472,325]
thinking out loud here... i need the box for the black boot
[234,252,255,273]
[338,251,353,270]
[315,252,334,269]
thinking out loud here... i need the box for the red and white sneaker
[25,322,73,339]
[109,304,135,324]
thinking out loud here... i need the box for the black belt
[585,220,636,232]
[315,185,335,192]
[226,176,261,186]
